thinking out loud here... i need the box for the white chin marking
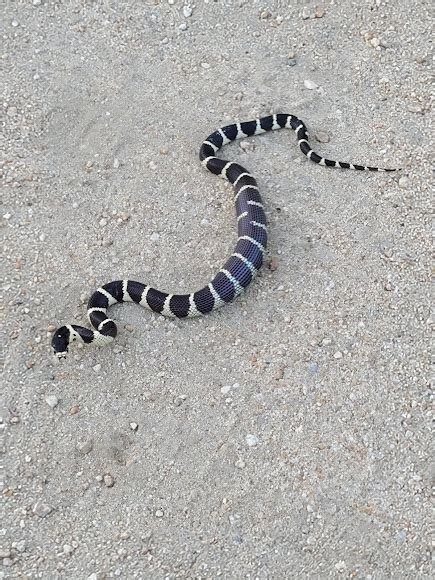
[56,351,67,359]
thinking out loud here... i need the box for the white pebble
[183,5,193,17]
[179,22,187,31]
[398,176,409,189]
[150,232,160,242]
[220,385,232,395]
[333,351,343,359]
[245,434,259,447]
[45,395,59,409]
[304,79,319,90]
[240,140,255,152]
[129,422,139,431]
[103,474,115,487]
[155,509,164,517]
[113,158,120,169]
[315,131,330,143]
[93,363,101,373]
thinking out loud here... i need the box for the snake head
[51,326,69,359]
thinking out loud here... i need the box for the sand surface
[1,0,431,577]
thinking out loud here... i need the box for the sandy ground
[1,0,432,578]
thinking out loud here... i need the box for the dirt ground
[1,0,431,578]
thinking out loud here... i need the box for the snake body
[52,113,395,357]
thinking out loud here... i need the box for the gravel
[1,0,431,578]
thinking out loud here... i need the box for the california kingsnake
[52,113,396,358]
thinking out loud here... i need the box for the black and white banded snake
[52,113,396,358]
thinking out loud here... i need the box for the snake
[52,113,396,358]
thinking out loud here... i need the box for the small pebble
[113,158,120,169]
[174,395,187,406]
[179,22,187,31]
[148,161,157,170]
[63,544,73,555]
[245,434,259,447]
[308,361,319,374]
[69,405,80,415]
[304,79,319,90]
[220,385,232,395]
[235,459,246,469]
[130,422,139,431]
[150,232,160,242]
[315,131,330,143]
[398,176,409,189]
[93,363,101,373]
[183,5,193,17]
[260,10,272,19]
[14,541,26,553]
[2,558,13,567]
[33,502,53,518]
[333,351,343,359]
[33,0,42,5]
[268,257,279,271]
[155,509,164,517]
[301,7,311,19]
[103,474,115,487]
[45,395,59,409]
[76,438,93,455]
[315,6,325,18]
[287,58,297,67]
[239,140,255,152]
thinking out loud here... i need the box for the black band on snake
[52,113,396,358]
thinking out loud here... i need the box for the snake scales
[52,113,396,358]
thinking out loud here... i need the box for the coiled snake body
[52,113,395,357]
